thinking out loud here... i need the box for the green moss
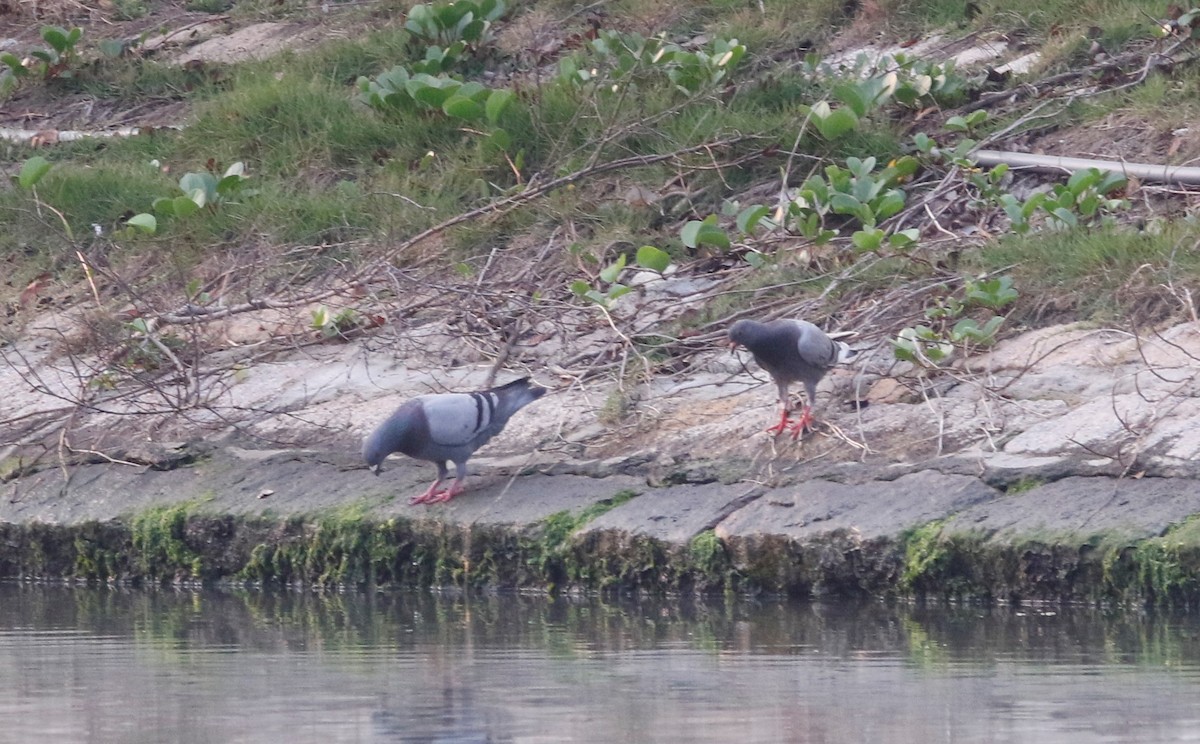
[900,520,949,591]
[1005,477,1043,495]
[131,502,204,581]
[1102,516,1200,607]
[237,506,411,587]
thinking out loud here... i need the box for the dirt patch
[1021,111,1200,166]
[171,20,325,65]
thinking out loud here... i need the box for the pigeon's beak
[728,339,740,354]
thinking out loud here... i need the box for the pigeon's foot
[410,488,449,505]
[410,479,466,505]
[786,408,814,439]
[410,479,450,505]
[765,407,792,435]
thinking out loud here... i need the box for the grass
[973,224,1200,323]
[880,0,1167,39]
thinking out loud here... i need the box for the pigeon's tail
[834,341,858,364]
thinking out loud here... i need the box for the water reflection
[1,585,1199,743]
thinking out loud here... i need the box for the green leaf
[0,52,25,75]
[485,88,514,124]
[18,156,52,189]
[680,220,704,248]
[735,204,771,235]
[813,107,858,140]
[889,228,920,247]
[887,155,921,180]
[832,82,869,117]
[443,93,485,120]
[635,245,671,273]
[487,128,511,151]
[41,26,70,53]
[175,194,201,216]
[1096,171,1127,195]
[460,18,485,43]
[851,227,884,252]
[873,190,906,221]
[607,284,632,301]
[599,253,626,283]
[1050,207,1077,227]
[125,213,157,234]
[570,280,591,297]
[944,115,969,132]
[744,252,767,269]
[681,218,731,251]
[179,172,215,202]
[829,193,866,218]
[98,39,126,58]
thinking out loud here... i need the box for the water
[2,586,1200,743]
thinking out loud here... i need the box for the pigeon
[728,318,856,438]
[363,377,546,505]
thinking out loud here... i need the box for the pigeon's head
[727,319,757,351]
[363,432,391,475]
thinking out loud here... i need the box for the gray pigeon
[728,318,855,437]
[363,377,546,505]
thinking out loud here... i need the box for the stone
[582,482,764,545]
[715,471,999,541]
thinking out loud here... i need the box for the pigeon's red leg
[422,478,466,504]
[765,404,792,435]
[787,406,814,439]
[410,478,448,505]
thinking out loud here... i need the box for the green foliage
[964,275,1018,310]
[186,0,231,12]
[570,245,676,309]
[809,53,974,140]
[557,30,745,97]
[1000,168,1129,233]
[944,109,988,134]
[405,0,506,48]
[635,244,671,273]
[681,214,731,251]
[311,306,364,340]
[32,25,83,79]
[660,37,746,95]
[358,66,515,126]
[17,157,52,190]
[125,162,253,235]
[0,25,82,96]
[892,275,1018,367]
[787,155,920,249]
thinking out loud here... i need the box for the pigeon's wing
[419,392,498,447]
[790,320,838,369]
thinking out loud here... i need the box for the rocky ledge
[4,313,1200,606]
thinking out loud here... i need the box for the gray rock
[716,471,999,541]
